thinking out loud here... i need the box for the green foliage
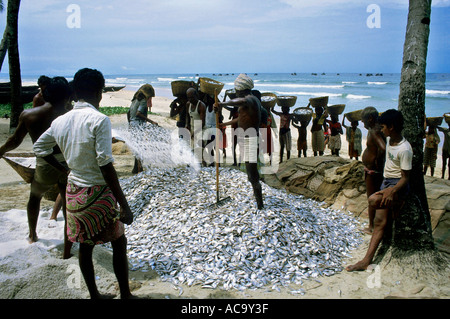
[98,106,129,116]
[0,103,32,118]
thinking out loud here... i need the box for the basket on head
[327,104,346,116]
[309,96,329,108]
[426,117,443,127]
[293,107,313,124]
[444,113,450,125]
[171,80,195,97]
[345,109,363,122]
[199,77,224,97]
[260,92,278,109]
[276,95,297,108]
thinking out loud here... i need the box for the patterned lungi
[66,183,124,245]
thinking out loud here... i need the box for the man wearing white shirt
[34,68,134,299]
[346,109,412,272]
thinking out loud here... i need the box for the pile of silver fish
[120,166,362,292]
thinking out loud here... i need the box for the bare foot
[346,260,370,272]
[27,234,38,244]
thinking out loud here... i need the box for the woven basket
[293,107,313,124]
[327,104,346,115]
[276,95,297,108]
[444,113,450,125]
[171,80,195,97]
[426,117,443,127]
[260,93,278,109]
[345,109,363,122]
[3,152,35,183]
[309,96,329,108]
[199,77,224,97]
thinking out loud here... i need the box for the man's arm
[0,114,29,158]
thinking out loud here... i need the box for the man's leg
[27,180,50,243]
[346,193,389,271]
[111,234,132,299]
[245,162,263,209]
[79,243,102,299]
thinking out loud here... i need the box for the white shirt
[33,101,114,187]
[383,137,413,179]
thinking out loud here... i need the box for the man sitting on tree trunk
[346,109,413,271]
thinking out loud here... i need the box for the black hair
[378,109,404,132]
[72,68,105,100]
[37,75,51,87]
[42,77,72,105]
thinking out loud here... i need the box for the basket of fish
[426,116,443,127]
[199,77,224,97]
[260,93,278,109]
[344,109,363,122]
[293,107,313,124]
[309,96,329,108]
[327,104,346,116]
[445,113,450,125]
[276,95,297,108]
[2,152,35,183]
[171,80,195,97]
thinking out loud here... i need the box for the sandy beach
[0,87,448,302]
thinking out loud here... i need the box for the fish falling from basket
[344,109,363,123]
[327,104,346,116]
[426,116,444,127]
[276,95,297,108]
[199,77,225,98]
[293,107,313,125]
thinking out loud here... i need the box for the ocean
[97,72,449,118]
[6,72,447,118]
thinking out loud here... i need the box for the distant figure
[0,77,72,258]
[326,114,343,156]
[271,105,295,163]
[311,106,328,156]
[34,68,134,299]
[186,88,206,164]
[260,104,274,164]
[437,120,450,180]
[360,107,386,235]
[169,95,189,139]
[323,122,331,147]
[347,109,412,272]
[292,119,308,157]
[343,117,363,161]
[128,87,159,174]
[423,125,440,177]
[216,73,263,209]
[32,75,51,108]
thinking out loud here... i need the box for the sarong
[329,134,341,151]
[66,183,124,245]
[423,147,438,167]
[311,129,325,152]
[243,136,259,163]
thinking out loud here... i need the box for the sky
[0,0,449,76]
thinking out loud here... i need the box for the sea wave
[346,94,371,99]
[274,91,342,97]
[157,77,178,82]
[256,83,344,89]
[426,89,450,96]
[367,82,388,85]
[342,81,357,84]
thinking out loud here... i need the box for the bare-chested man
[0,77,72,258]
[215,74,263,209]
[32,75,51,108]
[360,107,386,234]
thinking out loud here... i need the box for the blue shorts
[381,178,410,200]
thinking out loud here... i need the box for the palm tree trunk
[395,0,434,250]
[0,28,8,71]
[6,0,22,133]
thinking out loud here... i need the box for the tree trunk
[0,28,7,71]
[395,0,434,250]
[6,0,22,133]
